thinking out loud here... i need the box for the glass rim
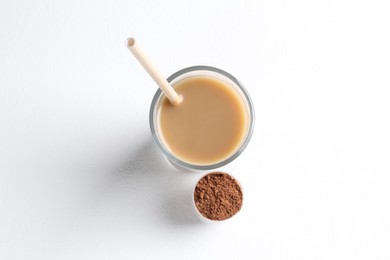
[149,65,255,171]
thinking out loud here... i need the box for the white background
[1,0,390,259]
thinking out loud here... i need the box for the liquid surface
[158,76,247,165]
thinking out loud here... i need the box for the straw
[126,37,182,105]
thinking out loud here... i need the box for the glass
[149,65,255,171]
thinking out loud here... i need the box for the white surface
[1,0,390,259]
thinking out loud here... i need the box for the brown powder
[194,172,243,221]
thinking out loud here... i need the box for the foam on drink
[157,76,248,165]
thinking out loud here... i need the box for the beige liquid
[158,76,248,165]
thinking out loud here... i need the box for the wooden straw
[126,37,182,105]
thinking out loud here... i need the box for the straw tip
[126,37,135,47]
[172,94,183,106]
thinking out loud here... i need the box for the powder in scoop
[194,172,243,221]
